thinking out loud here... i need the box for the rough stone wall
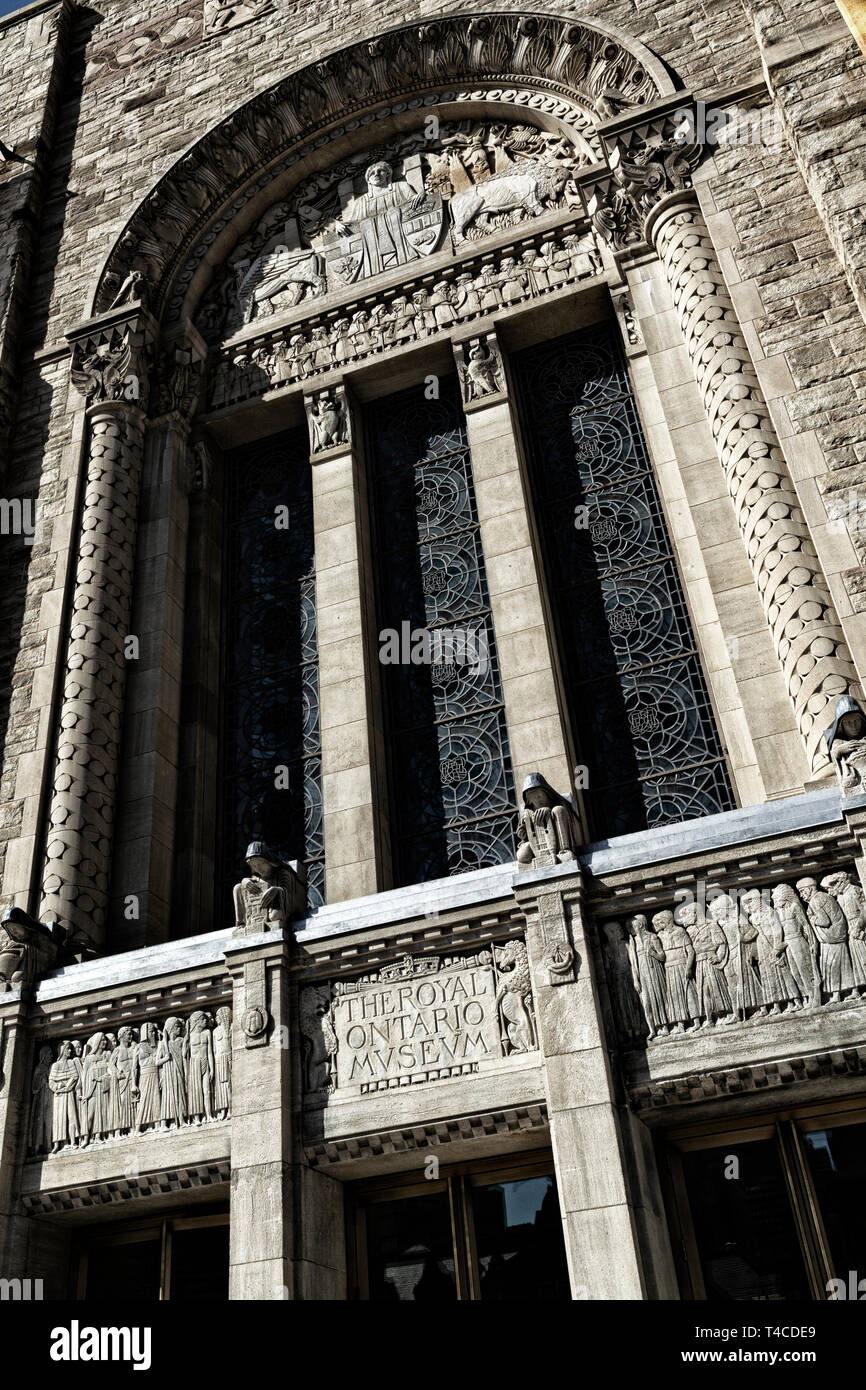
[0,0,865,925]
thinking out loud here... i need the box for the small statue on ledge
[824,695,866,794]
[516,773,581,870]
[233,841,306,934]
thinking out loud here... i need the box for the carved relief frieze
[196,120,587,340]
[301,941,537,1103]
[206,216,601,411]
[601,868,866,1045]
[27,1007,234,1159]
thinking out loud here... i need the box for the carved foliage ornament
[93,13,668,318]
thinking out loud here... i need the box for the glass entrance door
[350,1153,571,1301]
[665,1106,866,1299]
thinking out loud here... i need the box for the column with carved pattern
[588,116,863,777]
[39,310,152,946]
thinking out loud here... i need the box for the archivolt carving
[92,12,671,322]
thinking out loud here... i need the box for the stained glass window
[512,325,735,838]
[367,378,516,886]
[219,428,324,915]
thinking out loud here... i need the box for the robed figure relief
[325,160,443,284]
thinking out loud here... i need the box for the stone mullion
[40,396,147,946]
[646,191,862,776]
[454,333,575,806]
[306,383,384,902]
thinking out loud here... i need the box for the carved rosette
[647,194,860,772]
[40,319,152,942]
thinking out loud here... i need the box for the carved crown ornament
[90,12,674,326]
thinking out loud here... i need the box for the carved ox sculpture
[449,161,567,241]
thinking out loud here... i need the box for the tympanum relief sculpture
[602,870,866,1043]
[300,942,536,1101]
[28,1008,233,1157]
[197,120,587,339]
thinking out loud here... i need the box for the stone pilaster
[40,308,154,946]
[224,929,345,1299]
[514,869,675,1298]
[453,331,574,802]
[306,382,383,902]
[109,329,205,948]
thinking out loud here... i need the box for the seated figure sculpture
[516,773,581,869]
[824,695,866,794]
[232,841,306,934]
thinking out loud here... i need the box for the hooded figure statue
[824,695,866,794]
[233,841,306,934]
[516,773,581,869]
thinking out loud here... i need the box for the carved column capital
[68,306,156,416]
[582,98,705,252]
[304,381,352,460]
[453,331,507,411]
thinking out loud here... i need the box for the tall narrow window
[219,429,324,914]
[513,325,734,838]
[368,378,516,886]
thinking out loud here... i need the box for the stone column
[109,330,205,948]
[40,309,153,945]
[514,869,675,1298]
[644,189,861,776]
[306,382,384,902]
[588,120,862,777]
[453,332,574,800]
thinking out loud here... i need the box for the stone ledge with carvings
[600,870,866,1071]
[204,211,602,412]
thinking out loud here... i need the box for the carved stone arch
[88,10,676,324]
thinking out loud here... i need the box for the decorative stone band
[206,216,601,413]
[600,868,866,1044]
[27,1006,234,1159]
[21,1161,231,1215]
[645,191,861,774]
[630,1045,866,1113]
[305,1103,548,1168]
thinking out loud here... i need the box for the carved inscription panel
[301,942,536,1100]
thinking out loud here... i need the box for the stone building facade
[1,0,866,1301]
